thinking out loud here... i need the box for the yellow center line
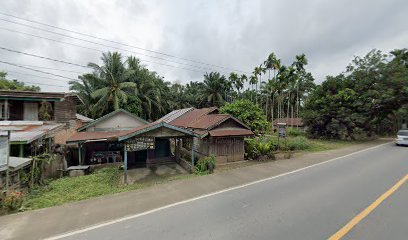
[328,173,408,240]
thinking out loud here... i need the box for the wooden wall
[54,96,77,123]
[209,137,245,164]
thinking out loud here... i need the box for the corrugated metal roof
[170,107,219,128]
[157,107,194,123]
[4,122,63,143]
[9,157,32,169]
[0,90,73,100]
[67,131,130,143]
[187,114,230,129]
[76,114,94,122]
[209,129,254,137]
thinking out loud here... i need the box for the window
[0,103,8,120]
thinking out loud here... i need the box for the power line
[0,18,213,73]
[14,64,84,74]
[0,46,88,68]
[0,11,249,74]
[0,59,79,81]
[0,69,71,83]
[0,27,207,74]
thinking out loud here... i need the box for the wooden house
[67,109,198,169]
[158,107,254,164]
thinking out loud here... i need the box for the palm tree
[292,54,308,128]
[88,52,136,111]
[69,75,100,118]
[249,75,257,103]
[200,72,227,107]
[239,74,247,98]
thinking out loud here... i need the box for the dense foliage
[70,51,315,123]
[304,49,408,139]
[0,71,40,91]
[220,99,270,133]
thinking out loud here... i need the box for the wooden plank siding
[54,96,77,123]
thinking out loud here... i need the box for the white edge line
[45,142,391,240]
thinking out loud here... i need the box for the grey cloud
[0,0,407,92]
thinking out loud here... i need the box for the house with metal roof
[0,90,84,157]
[157,107,254,164]
[67,109,198,174]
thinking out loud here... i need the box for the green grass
[260,133,361,152]
[23,167,194,210]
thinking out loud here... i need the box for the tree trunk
[287,92,290,126]
[296,84,299,129]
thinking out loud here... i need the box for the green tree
[88,52,136,111]
[220,99,270,134]
[0,71,40,91]
[199,72,227,107]
[304,49,408,139]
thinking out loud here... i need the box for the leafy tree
[304,49,408,139]
[0,71,40,91]
[220,99,270,134]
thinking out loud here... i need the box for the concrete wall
[87,112,146,131]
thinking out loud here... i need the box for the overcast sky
[1,0,408,92]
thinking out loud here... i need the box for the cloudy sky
[1,0,408,91]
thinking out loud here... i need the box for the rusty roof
[187,114,230,129]
[272,118,304,126]
[209,129,254,137]
[67,131,130,143]
[169,107,218,127]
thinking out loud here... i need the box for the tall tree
[88,52,136,111]
[200,72,228,107]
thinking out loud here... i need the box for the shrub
[244,137,276,161]
[286,127,305,137]
[2,191,23,211]
[195,155,216,175]
[288,136,312,150]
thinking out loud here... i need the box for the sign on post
[125,137,155,152]
[277,123,287,138]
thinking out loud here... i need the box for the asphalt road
[57,143,408,240]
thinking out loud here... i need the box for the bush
[288,136,312,150]
[287,127,305,137]
[2,191,23,211]
[195,155,216,175]
[244,137,276,161]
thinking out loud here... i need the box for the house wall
[54,120,85,145]
[87,112,146,132]
[208,137,245,164]
[54,96,77,123]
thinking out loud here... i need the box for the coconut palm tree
[89,52,136,111]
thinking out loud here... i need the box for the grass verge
[23,167,193,210]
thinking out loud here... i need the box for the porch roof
[67,122,199,143]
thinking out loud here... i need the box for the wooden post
[78,143,82,165]
[4,99,8,120]
[191,137,194,168]
[5,130,10,192]
[124,144,128,184]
